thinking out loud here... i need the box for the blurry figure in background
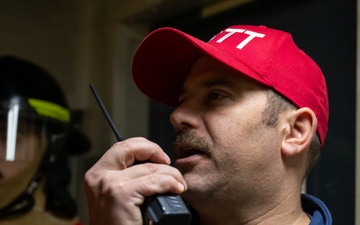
[0,56,91,225]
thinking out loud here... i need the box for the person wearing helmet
[0,56,90,225]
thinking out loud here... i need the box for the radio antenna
[89,83,124,141]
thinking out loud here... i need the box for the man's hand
[84,137,187,225]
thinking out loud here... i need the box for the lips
[179,148,205,159]
[174,144,208,160]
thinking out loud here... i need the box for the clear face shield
[0,97,70,179]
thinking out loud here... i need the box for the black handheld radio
[89,84,191,225]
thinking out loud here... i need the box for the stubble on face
[172,129,213,158]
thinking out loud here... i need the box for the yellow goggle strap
[27,98,70,122]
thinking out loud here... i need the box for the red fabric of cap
[132,25,329,146]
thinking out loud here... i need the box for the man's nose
[170,103,200,131]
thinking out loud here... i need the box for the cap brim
[132,27,269,106]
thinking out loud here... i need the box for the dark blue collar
[302,194,333,225]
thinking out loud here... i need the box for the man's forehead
[184,56,262,86]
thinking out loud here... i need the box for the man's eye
[208,92,225,100]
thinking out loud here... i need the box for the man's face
[0,119,42,179]
[171,56,284,208]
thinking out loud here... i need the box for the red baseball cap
[132,25,329,146]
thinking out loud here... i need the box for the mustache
[172,129,212,154]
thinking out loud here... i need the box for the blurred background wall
[0,0,356,224]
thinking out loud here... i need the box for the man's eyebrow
[179,78,238,99]
[202,79,237,89]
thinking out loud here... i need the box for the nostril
[169,107,186,129]
[170,102,201,131]
[170,112,194,131]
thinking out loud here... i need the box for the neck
[191,188,309,225]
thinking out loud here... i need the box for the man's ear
[281,108,318,157]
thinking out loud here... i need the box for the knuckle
[145,174,175,191]
[146,174,158,187]
[84,169,99,187]
[100,173,126,195]
[112,141,130,152]
[144,163,158,174]
[85,170,126,196]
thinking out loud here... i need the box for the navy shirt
[302,194,332,225]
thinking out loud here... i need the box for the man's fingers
[86,163,187,195]
[98,164,187,197]
[96,137,171,170]
[84,137,185,225]
[122,163,186,186]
